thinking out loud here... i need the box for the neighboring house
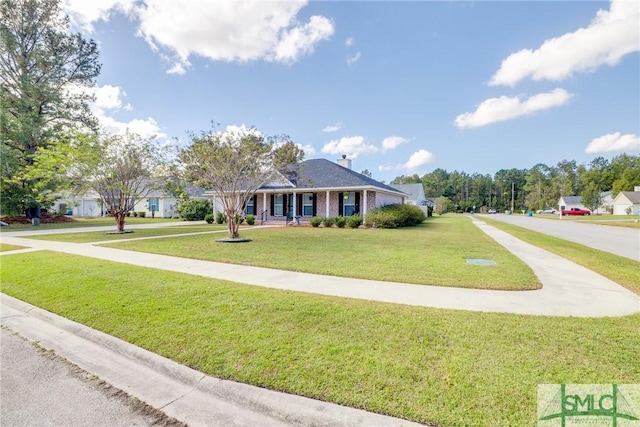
[53,191,101,217]
[211,157,407,224]
[53,181,208,218]
[595,191,613,214]
[558,196,585,212]
[391,183,427,206]
[612,187,640,215]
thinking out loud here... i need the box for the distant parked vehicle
[561,208,591,216]
[536,207,556,214]
[488,209,497,214]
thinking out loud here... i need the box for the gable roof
[615,191,640,204]
[560,196,582,204]
[391,184,425,201]
[259,159,404,195]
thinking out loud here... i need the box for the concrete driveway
[483,214,640,261]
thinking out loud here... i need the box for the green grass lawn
[0,243,27,252]
[1,252,637,427]
[482,217,640,294]
[0,216,181,232]
[104,217,541,290]
[26,225,228,243]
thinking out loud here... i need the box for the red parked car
[561,208,591,216]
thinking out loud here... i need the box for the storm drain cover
[466,259,497,266]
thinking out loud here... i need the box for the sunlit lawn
[26,224,227,243]
[1,252,637,427]
[104,217,541,290]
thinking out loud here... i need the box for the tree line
[391,154,640,213]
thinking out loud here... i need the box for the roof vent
[337,155,352,170]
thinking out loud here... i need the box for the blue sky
[62,0,639,182]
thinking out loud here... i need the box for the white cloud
[62,0,134,32]
[272,15,335,64]
[63,1,334,72]
[381,135,410,152]
[345,37,354,47]
[489,0,640,86]
[454,88,573,129]
[322,122,343,132]
[82,83,166,140]
[585,132,640,153]
[321,136,377,159]
[379,149,435,171]
[93,84,126,110]
[347,51,361,66]
[300,144,316,157]
[129,0,332,72]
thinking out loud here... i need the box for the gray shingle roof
[261,159,403,194]
[391,184,424,200]
[619,191,640,204]
[560,196,582,204]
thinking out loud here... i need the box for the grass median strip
[103,217,541,290]
[481,217,640,294]
[1,251,638,427]
[26,225,227,243]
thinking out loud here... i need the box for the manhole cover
[466,259,497,266]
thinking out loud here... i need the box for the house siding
[375,193,404,207]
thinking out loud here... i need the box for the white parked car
[536,208,557,214]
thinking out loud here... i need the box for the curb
[1,294,425,427]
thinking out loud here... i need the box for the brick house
[220,157,407,224]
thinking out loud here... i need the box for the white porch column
[325,191,330,217]
[363,190,368,224]
[263,193,267,218]
[292,193,297,218]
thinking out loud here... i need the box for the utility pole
[511,180,515,212]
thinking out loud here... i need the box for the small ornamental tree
[29,131,169,233]
[179,125,302,240]
[580,182,603,215]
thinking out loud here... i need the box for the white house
[558,191,613,214]
[558,196,584,211]
[612,187,640,215]
[391,183,428,206]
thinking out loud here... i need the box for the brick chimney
[337,154,352,170]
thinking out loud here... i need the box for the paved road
[483,214,640,261]
[0,328,182,427]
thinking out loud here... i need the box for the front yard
[1,251,638,427]
[100,218,540,290]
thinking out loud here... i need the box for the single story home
[391,183,429,206]
[213,157,408,224]
[52,181,208,218]
[612,187,640,215]
[558,196,584,212]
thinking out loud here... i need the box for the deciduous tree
[0,0,100,215]
[179,125,301,240]
[30,132,168,232]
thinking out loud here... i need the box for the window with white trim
[302,193,313,216]
[274,194,284,216]
[343,192,356,216]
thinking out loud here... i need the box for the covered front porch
[248,190,379,224]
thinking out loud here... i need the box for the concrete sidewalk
[1,294,420,427]
[1,218,638,426]
[1,219,639,317]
